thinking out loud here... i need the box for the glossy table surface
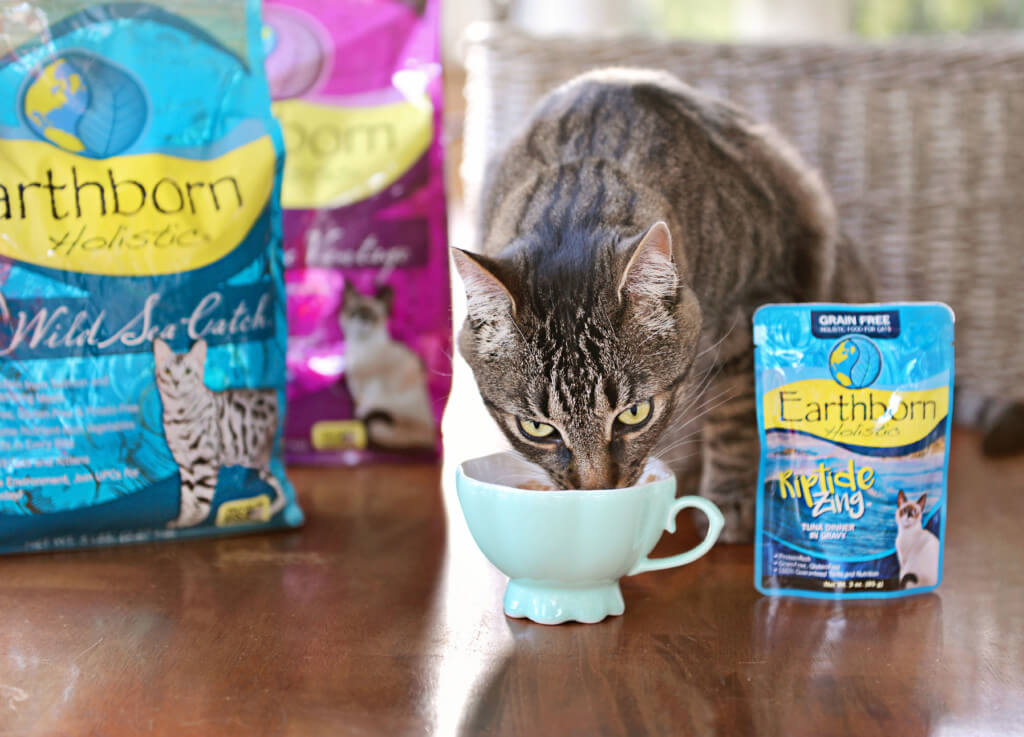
[0,428,1021,737]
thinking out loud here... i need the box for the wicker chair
[460,23,1024,407]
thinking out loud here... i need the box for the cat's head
[340,283,393,341]
[896,490,927,529]
[153,339,207,395]
[453,221,702,489]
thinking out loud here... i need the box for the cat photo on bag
[0,0,302,554]
[339,282,436,451]
[153,339,286,529]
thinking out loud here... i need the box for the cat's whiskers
[677,364,735,420]
[654,441,702,464]
[681,340,730,409]
[664,386,741,439]
[684,363,725,414]
[635,322,675,350]
[657,451,699,468]
[695,311,741,359]
[506,309,529,344]
[686,332,742,403]
[654,444,701,468]
[655,428,702,454]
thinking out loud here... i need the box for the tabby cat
[452,69,875,542]
[153,339,284,528]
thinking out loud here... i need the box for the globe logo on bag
[22,52,147,157]
[262,5,329,99]
[829,335,882,389]
[261,23,278,57]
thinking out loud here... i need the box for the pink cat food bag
[263,0,451,463]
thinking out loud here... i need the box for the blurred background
[444,0,1024,60]
[442,0,1024,205]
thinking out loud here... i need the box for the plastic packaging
[754,303,954,597]
[0,0,301,553]
[264,0,451,464]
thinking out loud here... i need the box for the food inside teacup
[515,471,661,491]
[460,453,671,492]
[517,480,556,490]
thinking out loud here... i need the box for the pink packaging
[264,0,451,463]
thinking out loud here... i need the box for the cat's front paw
[166,513,204,529]
[247,506,270,522]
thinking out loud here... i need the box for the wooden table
[1,428,1021,737]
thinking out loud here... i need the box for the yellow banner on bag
[0,136,275,276]
[273,96,433,209]
[763,379,949,448]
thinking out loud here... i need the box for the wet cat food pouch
[264,0,451,464]
[754,303,954,598]
[0,1,302,554]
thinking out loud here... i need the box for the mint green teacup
[456,452,725,625]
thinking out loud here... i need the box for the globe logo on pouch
[22,52,147,157]
[829,334,882,389]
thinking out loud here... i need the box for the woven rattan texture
[461,25,1024,401]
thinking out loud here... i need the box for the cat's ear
[897,490,907,506]
[188,339,207,367]
[375,284,394,315]
[451,248,517,322]
[153,338,171,367]
[618,221,678,302]
[916,493,927,509]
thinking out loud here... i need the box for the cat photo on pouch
[895,490,940,589]
[339,282,436,451]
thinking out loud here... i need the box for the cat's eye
[517,418,557,441]
[616,400,652,428]
[164,367,171,375]
[184,367,191,375]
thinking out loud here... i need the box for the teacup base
[503,579,625,625]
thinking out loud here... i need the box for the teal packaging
[0,1,302,553]
[753,303,954,598]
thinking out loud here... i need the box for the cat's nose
[577,469,613,490]
[574,457,617,490]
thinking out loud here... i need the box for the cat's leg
[900,572,919,589]
[253,468,286,521]
[167,464,219,529]
[366,416,435,449]
[698,338,759,543]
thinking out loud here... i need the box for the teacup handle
[627,496,725,576]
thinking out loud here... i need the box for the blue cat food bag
[0,1,302,553]
[754,303,954,597]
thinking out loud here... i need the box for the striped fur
[455,69,875,542]
[153,339,284,528]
